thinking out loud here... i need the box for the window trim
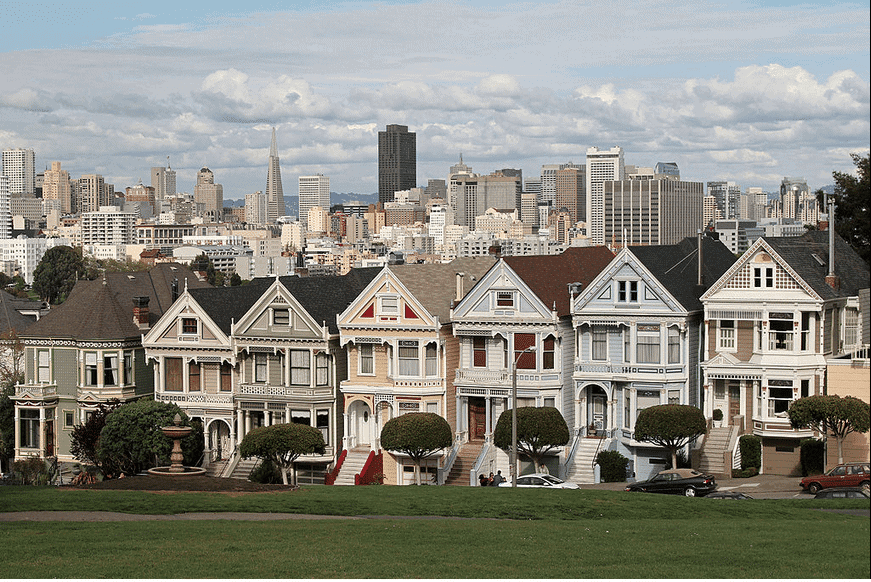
[359,344,374,376]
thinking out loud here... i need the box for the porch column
[183,359,189,393]
[284,348,290,387]
[229,418,236,452]
[285,407,290,423]
[236,409,243,441]
[38,407,46,454]
[264,410,271,427]
[485,397,492,436]
[607,398,615,434]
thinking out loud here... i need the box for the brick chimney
[132,296,150,330]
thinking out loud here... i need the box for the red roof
[503,246,614,316]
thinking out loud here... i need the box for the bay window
[290,350,311,385]
[398,341,419,377]
[542,336,555,369]
[636,325,660,364]
[359,344,374,375]
[315,353,330,386]
[718,320,735,350]
[592,329,607,361]
[667,327,680,364]
[103,354,119,386]
[473,337,487,367]
[514,333,536,369]
[769,313,793,351]
[19,409,40,449]
[165,357,182,391]
[254,353,267,383]
[37,350,51,383]
[84,353,98,386]
[767,381,793,415]
[425,343,438,376]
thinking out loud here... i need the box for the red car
[800,463,870,494]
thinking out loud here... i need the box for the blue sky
[1,0,868,199]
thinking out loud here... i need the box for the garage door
[763,438,802,476]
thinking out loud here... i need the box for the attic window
[273,308,290,326]
[181,318,197,335]
[496,291,514,307]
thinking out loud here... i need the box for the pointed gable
[503,246,614,316]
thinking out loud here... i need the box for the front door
[728,385,740,424]
[44,420,54,457]
[469,397,486,440]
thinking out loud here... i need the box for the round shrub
[596,450,629,482]
[712,409,724,421]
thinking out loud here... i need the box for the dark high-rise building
[378,124,416,204]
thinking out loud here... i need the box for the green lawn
[1,486,868,578]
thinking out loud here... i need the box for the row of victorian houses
[9,230,870,484]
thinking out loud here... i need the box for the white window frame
[37,349,51,384]
[718,320,736,351]
[359,344,374,375]
[379,295,399,316]
[618,280,638,303]
[496,290,515,308]
[272,307,290,326]
[591,329,607,361]
[398,340,420,377]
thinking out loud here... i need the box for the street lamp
[511,345,536,487]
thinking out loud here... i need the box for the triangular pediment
[339,269,438,328]
[704,352,741,366]
[142,291,230,348]
[702,238,819,301]
[453,260,551,321]
[573,249,681,316]
[233,279,323,339]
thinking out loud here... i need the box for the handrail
[470,442,492,487]
[561,429,582,479]
[438,439,461,485]
[592,431,606,471]
[325,449,347,485]
[355,450,383,485]
[220,446,240,478]
[355,450,375,485]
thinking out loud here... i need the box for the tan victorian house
[337,258,496,485]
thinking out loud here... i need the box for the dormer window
[496,291,515,307]
[618,281,638,302]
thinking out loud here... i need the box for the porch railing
[355,450,383,485]
[560,429,582,480]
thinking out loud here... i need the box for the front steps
[565,437,602,484]
[443,440,485,486]
[333,448,371,486]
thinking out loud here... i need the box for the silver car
[498,473,580,489]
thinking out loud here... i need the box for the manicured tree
[380,412,452,485]
[69,399,121,471]
[634,404,707,470]
[32,245,85,304]
[787,395,870,465]
[96,399,203,476]
[493,407,570,475]
[239,423,326,486]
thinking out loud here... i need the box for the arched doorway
[584,384,608,435]
[348,400,373,449]
[209,420,231,462]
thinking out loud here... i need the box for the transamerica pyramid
[266,127,284,223]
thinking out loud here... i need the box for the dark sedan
[624,468,717,497]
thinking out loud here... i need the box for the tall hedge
[799,438,825,476]
[739,434,761,470]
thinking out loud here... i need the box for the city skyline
[1,0,868,200]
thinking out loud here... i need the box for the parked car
[705,491,753,500]
[497,473,580,489]
[800,463,870,495]
[813,487,870,499]
[624,468,717,497]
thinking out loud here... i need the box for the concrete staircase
[443,440,485,486]
[564,437,602,484]
[205,459,229,478]
[333,448,371,486]
[226,457,259,480]
[698,426,735,477]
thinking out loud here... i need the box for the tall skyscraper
[2,148,36,196]
[245,191,267,225]
[554,167,586,224]
[298,174,330,229]
[266,128,284,224]
[707,181,741,220]
[586,146,624,245]
[151,159,177,199]
[604,178,704,247]
[78,174,112,214]
[0,175,10,239]
[43,161,72,215]
[378,124,416,204]
[194,167,223,221]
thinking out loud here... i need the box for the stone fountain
[147,413,206,476]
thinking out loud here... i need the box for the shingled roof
[764,231,870,300]
[22,263,209,341]
[389,257,498,323]
[188,268,383,336]
[0,292,38,336]
[503,246,615,317]
[630,235,737,312]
